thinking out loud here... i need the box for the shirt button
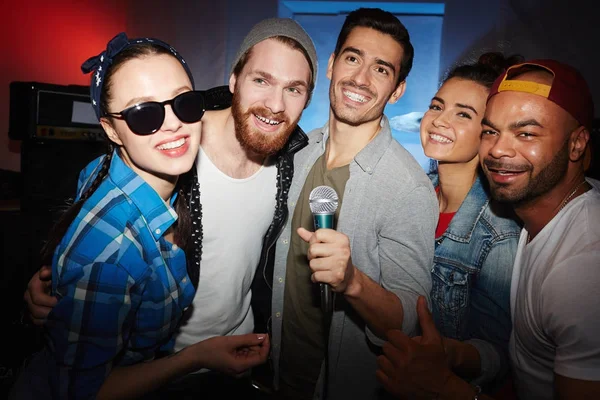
[155,228,161,234]
[276,312,281,318]
[278,277,283,283]
[172,244,178,250]
[290,201,295,207]
[282,239,289,244]
[182,277,187,283]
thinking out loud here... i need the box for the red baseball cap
[488,59,594,130]
[488,59,595,169]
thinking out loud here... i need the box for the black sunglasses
[105,90,205,135]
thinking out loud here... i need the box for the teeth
[157,137,186,150]
[430,133,453,144]
[255,114,281,125]
[491,169,518,175]
[343,90,367,103]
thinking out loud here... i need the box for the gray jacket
[271,116,438,400]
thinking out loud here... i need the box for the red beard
[231,93,299,156]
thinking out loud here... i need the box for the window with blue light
[279,1,444,170]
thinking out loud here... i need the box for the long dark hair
[41,43,202,287]
[444,52,524,90]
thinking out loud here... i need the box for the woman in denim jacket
[420,53,523,392]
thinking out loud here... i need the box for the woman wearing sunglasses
[9,33,268,400]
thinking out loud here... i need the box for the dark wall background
[2,0,599,172]
[0,0,598,394]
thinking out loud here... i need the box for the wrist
[178,342,207,374]
[438,374,477,400]
[445,340,482,379]
[343,265,362,298]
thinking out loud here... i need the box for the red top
[435,186,456,237]
[436,212,456,238]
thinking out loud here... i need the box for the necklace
[527,180,588,244]
[557,180,588,212]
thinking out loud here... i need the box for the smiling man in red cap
[375,59,600,400]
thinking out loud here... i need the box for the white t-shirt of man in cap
[509,179,600,399]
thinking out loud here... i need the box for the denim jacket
[430,172,521,387]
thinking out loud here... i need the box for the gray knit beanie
[230,18,318,106]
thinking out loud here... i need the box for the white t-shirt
[173,147,277,358]
[510,179,600,399]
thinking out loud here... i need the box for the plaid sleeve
[47,254,141,398]
[47,151,188,399]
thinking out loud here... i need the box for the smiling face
[327,26,406,127]
[100,53,201,191]
[420,77,489,164]
[479,71,581,205]
[229,38,311,156]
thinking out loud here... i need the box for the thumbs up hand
[376,296,456,399]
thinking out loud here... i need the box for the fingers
[231,334,270,373]
[228,333,268,349]
[411,335,424,344]
[303,230,350,264]
[27,273,58,308]
[298,228,352,290]
[376,356,401,398]
[238,333,270,357]
[382,333,410,370]
[297,227,314,243]
[23,290,48,326]
[309,265,345,287]
[375,371,396,398]
[416,296,441,343]
[298,229,350,263]
[376,356,394,385]
[297,228,345,245]
[386,328,412,350]
[259,332,270,357]
[24,268,57,326]
[306,241,350,261]
[376,354,396,377]
[39,265,52,281]
[233,356,263,373]
[31,288,57,308]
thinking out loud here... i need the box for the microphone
[308,185,339,314]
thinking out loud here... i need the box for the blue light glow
[279,1,444,171]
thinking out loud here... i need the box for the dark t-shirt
[279,154,350,400]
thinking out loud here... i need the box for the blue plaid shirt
[46,150,195,399]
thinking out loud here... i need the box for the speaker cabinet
[20,139,108,273]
